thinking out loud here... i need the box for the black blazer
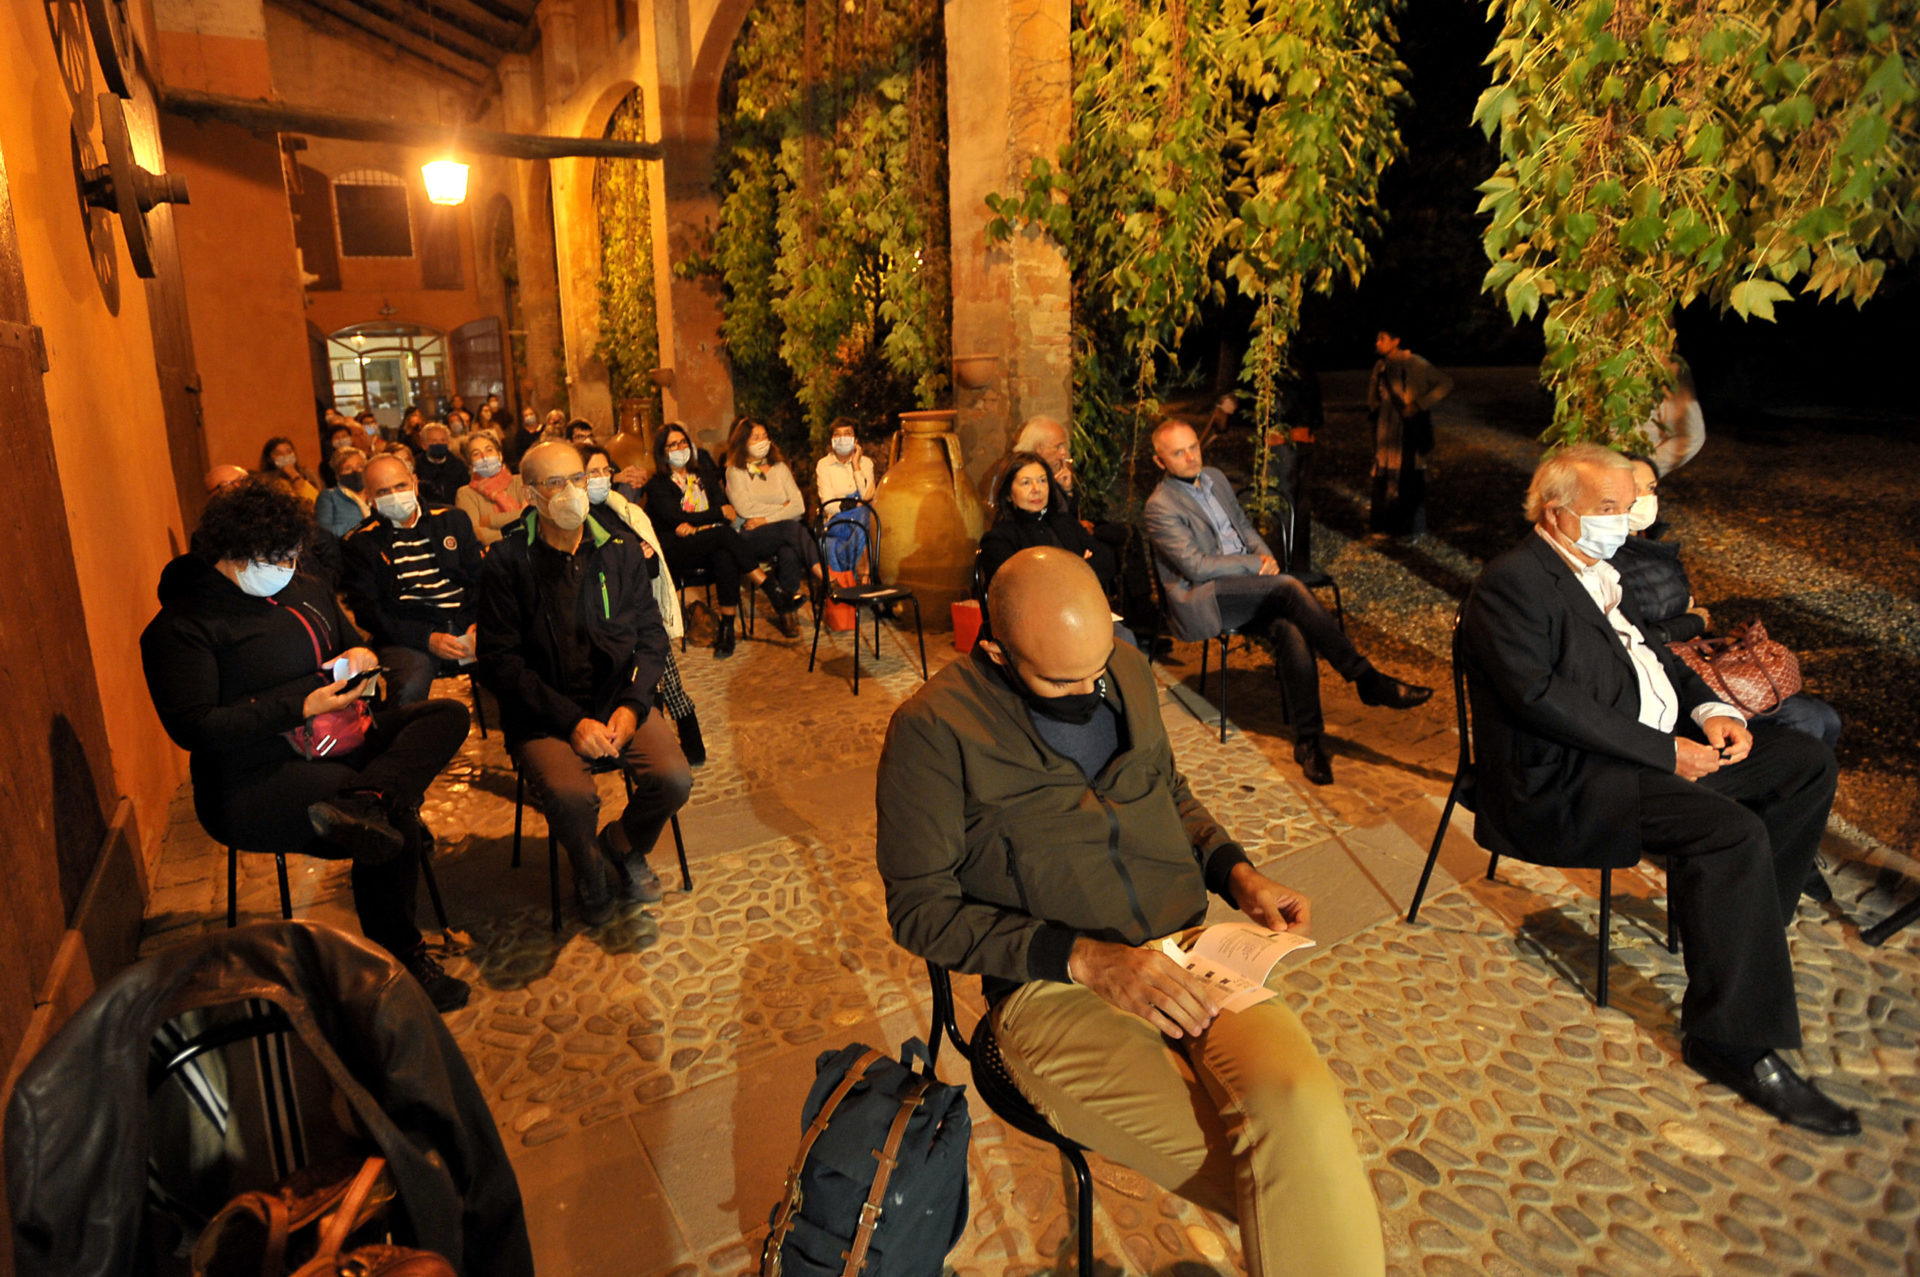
[1459,533,1719,869]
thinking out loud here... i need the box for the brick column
[943,0,1072,481]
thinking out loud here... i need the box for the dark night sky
[1268,0,1917,432]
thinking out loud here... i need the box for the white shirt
[1536,527,1744,732]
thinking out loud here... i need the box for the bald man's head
[1151,420,1203,478]
[204,464,249,496]
[983,548,1113,698]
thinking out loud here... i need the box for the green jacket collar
[521,508,612,548]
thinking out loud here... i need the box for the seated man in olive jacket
[478,442,693,924]
[876,548,1384,1277]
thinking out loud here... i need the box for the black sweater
[640,455,732,546]
[979,507,1113,596]
[141,555,357,796]
[1612,534,1706,645]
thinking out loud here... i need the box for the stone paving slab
[141,584,1920,1276]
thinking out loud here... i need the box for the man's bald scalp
[1151,418,1195,454]
[363,454,411,487]
[521,440,584,485]
[988,547,1109,651]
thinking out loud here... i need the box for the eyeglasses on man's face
[532,472,590,495]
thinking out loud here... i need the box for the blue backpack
[762,1040,971,1276]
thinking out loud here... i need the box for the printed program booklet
[1158,921,1317,1013]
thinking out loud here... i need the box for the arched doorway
[325,322,449,425]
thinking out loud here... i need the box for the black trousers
[205,699,470,957]
[737,520,819,597]
[1212,574,1370,739]
[662,525,757,608]
[1640,721,1837,1050]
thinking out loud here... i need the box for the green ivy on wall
[1476,0,1918,445]
[689,0,951,448]
[986,0,1406,516]
[595,89,662,419]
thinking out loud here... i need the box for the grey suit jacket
[1143,468,1273,641]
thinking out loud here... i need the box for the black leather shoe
[713,615,736,657]
[401,946,471,1013]
[1294,736,1335,787]
[308,791,405,864]
[1356,670,1434,710]
[1681,1040,1861,1136]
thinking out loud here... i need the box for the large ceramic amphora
[871,410,987,631]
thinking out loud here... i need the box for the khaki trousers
[993,980,1384,1276]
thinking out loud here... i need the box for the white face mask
[375,489,420,525]
[831,436,857,457]
[471,456,503,479]
[748,439,772,460]
[273,453,297,470]
[544,484,590,530]
[586,475,613,504]
[667,448,692,468]
[1562,510,1630,561]
[1627,493,1658,532]
[235,560,294,597]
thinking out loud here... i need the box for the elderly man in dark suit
[1144,420,1430,786]
[1462,443,1856,1135]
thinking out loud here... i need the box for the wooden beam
[160,88,665,161]
[276,0,491,82]
[349,0,514,63]
[390,0,527,49]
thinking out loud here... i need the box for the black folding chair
[1405,606,1678,1009]
[927,965,1096,1275]
[511,763,692,932]
[673,564,718,653]
[1270,492,1343,630]
[225,841,451,935]
[1145,539,1243,744]
[807,498,928,694]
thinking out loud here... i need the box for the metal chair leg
[1328,580,1345,631]
[1216,636,1229,744]
[671,814,692,891]
[418,844,451,931]
[1067,1147,1095,1275]
[511,771,525,869]
[1486,853,1501,881]
[1597,866,1612,1009]
[468,673,488,739]
[1407,784,1461,924]
[227,847,239,928]
[808,589,827,671]
[909,597,928,681]
[275,854,293,918]
[1666,861,1681,955]
[852,609,863,696]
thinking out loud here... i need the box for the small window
[334,169,413,258]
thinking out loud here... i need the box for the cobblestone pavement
[145,509,1920,1276]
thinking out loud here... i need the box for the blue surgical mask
[1569,511,1630,561]
[471,456,503,479]
[375,490,420,525]
[235,560,294,597]
[667,448,692,468]
[832,436,857,457]
[586,475,613,504]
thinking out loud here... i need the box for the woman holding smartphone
[140,478,472,1011]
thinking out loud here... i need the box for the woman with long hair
[639,423,763,657]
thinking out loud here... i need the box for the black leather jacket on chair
[5,922,533,1277]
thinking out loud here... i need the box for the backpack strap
[764,1049,882,1275]
[839,1077,930,1277]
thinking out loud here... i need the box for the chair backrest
[1268,491,1298,568]
[1448,600,1475,783]
[817,496,885,581]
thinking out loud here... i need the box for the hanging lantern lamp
[422,159,470,206]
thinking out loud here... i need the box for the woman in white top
[724,419,820,632]
[453,431,528,547]
[814,417,876,579]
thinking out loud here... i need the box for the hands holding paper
[1068,937,1220,1040]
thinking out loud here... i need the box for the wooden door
[0,125,120,1086]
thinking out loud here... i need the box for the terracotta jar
[606,399,653,475]
[872,410,987,631]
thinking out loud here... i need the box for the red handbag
[279,603,372,760]
[1668,620,1804,717]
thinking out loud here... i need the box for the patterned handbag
[1668,620,1804,716]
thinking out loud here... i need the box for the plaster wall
[0,0,186,920]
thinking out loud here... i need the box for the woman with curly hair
[140,478,472,1011]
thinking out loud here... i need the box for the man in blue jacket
[478,442,693,923]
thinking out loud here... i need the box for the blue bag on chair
[761,1039,971,1276]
